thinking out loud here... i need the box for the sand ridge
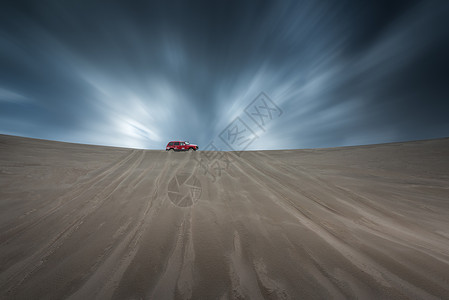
[1,134,449,299]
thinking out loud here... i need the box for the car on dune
[166,141,198,151]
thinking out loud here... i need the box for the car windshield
[185,141,190,145]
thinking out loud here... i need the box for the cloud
[0,0,448,149]
[0,88,29,103]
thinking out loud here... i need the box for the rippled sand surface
[1,134,449,299]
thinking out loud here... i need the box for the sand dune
[1,134,449,299]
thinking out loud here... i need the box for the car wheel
[188,148,194,152]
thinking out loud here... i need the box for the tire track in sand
[1,150,147,297]
[243,151,449,263]
[70,151,195,299]
[0,150,138,245]
[228,152,444,299]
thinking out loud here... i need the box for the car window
[181,142,185,145]
[174,142,179,145]
[169,142,173,146]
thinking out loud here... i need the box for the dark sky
[1,0,448,150]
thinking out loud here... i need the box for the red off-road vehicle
[166,141,198,151]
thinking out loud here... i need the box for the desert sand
[0,134,449,299]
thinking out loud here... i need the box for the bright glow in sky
[1,1,448,150]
